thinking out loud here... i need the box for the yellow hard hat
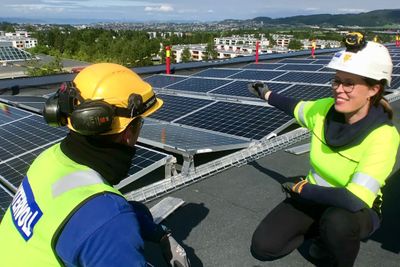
[67,63,163,135]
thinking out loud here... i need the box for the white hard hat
[327,41,393,86]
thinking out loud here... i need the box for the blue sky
[1,0,399,22]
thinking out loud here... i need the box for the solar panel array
[0,46,33,61]
[0,105,174,214]
[142,45,400,153]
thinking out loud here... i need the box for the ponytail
[365,78,393,120]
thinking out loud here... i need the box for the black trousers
[250,197,379,267]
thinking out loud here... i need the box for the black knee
[250,245,281,262]
[250,237,288,262]
[320,208,359,241]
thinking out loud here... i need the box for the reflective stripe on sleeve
[52,170,105,198]
[297,102,307,127]
[310,167,332,187]
[350,172,381,196]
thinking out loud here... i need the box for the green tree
[181,47,191,62]
[24,55,64,76]
[288,39,303,50]
[205,42,218,60]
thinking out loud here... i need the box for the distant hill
[250,9,400,27]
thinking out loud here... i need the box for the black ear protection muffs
[343,32,366,53]
[43,82,157,135]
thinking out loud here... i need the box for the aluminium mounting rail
[125,127,311,202]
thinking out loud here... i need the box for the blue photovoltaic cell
[279,85,332,101]
[229,70,285,81]
[0,96,46,114]
[210,80,290,98]
[276,64,324,71]
[0,105,31,124]
[243,63,283,70]
[278,59,314,64]
[149,94,214,122]
[273,72,333,84]
[0,116,67,161]
[128,146,168,175]
[317,67,334,73]
[140,122,249,152]
[166,77,231,93]
[193,68,241,78]
[0,105,173,191]
[0,145,49,188]
[0,144,169,190]
[311,59,331,65]
[176,101,292,140]
[392,66,400,75]
[390,76,400,89]
[144,75,187,88]
[0,184,13,220]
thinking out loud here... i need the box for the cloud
[144,4,174,12]
[5,4,65,13]
[337,8,368,13]
[304,7,319,12]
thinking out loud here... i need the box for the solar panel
[229,70,285,81]
[278,85,332,100]
[276,64,324,71]
[0,183,13,220]
[0,116,66,161]
[192,68,241,78]
[165,77,231,93]
[210,80,290,99]
[273,72,332,84]
[128,145,171,175]
[144,75,187,88]
[0,96,46,114]
[149,94,214,122]
[278,59,314,64]
[243,63,283,70]
[311,59,331,65]
[175,101,292,140]
[317,67,334,72]
[139,121,249,153]
[0,46,33,61]
[393,66,400,75]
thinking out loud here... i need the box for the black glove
[160,233,191,267]
[247,82,270,100]
[281,180,308,197]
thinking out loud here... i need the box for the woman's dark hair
[364,77,393,120]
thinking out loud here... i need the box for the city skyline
[1,0,400,24]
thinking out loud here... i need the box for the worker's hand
[160,234,191,267]
[282,180,308,196]
[247,82,270,100]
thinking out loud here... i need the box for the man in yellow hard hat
[0,63,190,267]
